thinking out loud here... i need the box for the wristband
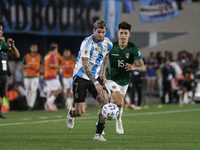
[94,81,99,85]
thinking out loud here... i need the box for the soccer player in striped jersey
[22,43,43,110]
[66,19,113,141]
[61,48,76,109]
[102,22,145,134]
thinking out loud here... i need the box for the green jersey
[106,41,142,86]
[0,39,9,52]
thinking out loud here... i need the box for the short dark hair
[49,46,56,51]
[0,20,2,27]
[63,48,71,52]
[118,21,131,31]
[93,19,107,30]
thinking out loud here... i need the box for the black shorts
[73,76,106,103]
[183,80,196,91]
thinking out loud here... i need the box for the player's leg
[137,81,143,106]
[24,78,31,108]
[94,90,108,141]
[191,87,196,104]
[0,83,6,118]
[29,77,39,109]
[63,77,73,109]
[45,79,62,111]
[88,77,108,141]
[66,76,87,129]
[105,80,125,134]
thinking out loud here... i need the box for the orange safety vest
[180,73,194,82]
[6,90,19,101]
[61,55,75,78]
[44,53,58,78]
[25,53,41,77]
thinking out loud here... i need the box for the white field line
[39,117,49,119]
[1,109,200,126]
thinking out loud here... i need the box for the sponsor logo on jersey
[111,54,119,56]
[126,53,129,58]
[95,46,102,51]
[85,50,88,54]
[75,92,78,99]
[112,85,116,89]
[138,51,141,56]
[32,58,35,61]
[103,48,107,52]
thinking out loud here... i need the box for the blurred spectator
[191,52,200,74]
[177,50,191,70]
[156,51,163,65]
[61,48,76,109]
[22,43,43,110]
[37,74,47,109]
[146,57,158,91]
[130,70,145,109]
[161,59,176,103]
[6,84,27,110]
[156,57,165,98]
[6,84,19,110]
[44,46,66,111]
[13,60,24,85]
[179,67,196,104]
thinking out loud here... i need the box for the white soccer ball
[102,103,119,120]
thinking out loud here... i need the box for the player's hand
[60,65,66,69]
[125,63,135,71]
[95,83,103,95]
[100,75,107,85]
[7,38,15,48]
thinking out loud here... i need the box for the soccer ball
[102,103,119,120]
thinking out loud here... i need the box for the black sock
[96,122,105,134]
[69,110,72,117]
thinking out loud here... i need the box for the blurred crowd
[1,46,200,112]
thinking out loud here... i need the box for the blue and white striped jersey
[73,34,113,80]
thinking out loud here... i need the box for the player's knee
[58,89,62,94]
[116,100,124,108]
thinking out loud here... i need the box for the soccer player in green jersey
[100,21,145,134]
[0,21,20,59]
[0,21,20,109]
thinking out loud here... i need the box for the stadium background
[1,0,199,60]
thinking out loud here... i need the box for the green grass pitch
[0,104,200,150]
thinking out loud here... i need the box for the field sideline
[0,104,200,150]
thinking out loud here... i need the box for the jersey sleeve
[1,41,10,52]
[132,46,142,61]
[80,39,91,58]
[105,37,113,53]
[22,55,27,64]
[50,55,55,64]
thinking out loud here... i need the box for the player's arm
[125,58,146,72]
[50,63,66,69]
[82,57,103,94]
[6,38,20,59]
[100,53,109,84]
[21,55,32,69]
